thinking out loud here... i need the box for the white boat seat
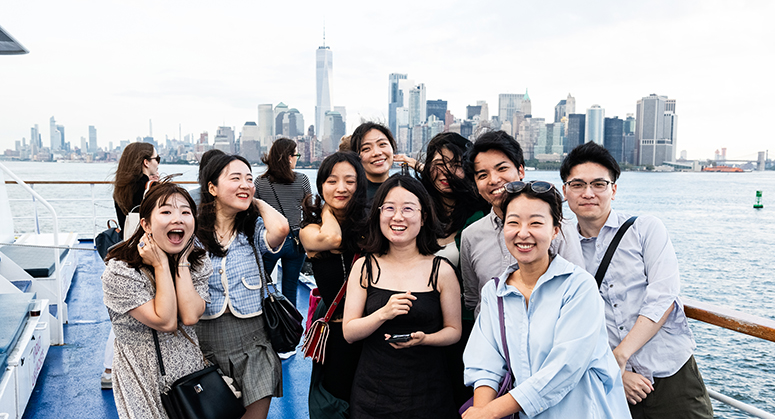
[0,293,35,373]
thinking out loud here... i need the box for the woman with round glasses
[461,180,628,419]
[255,138,312,314]
[342,175,462,418]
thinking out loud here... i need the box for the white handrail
[0,162,64,345]
[708,388,775,419]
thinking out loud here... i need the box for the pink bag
[306,288,322,332]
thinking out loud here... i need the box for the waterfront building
[585,105,605,145]
[498,93,522,124]
[315,42,333,141]
[478,100,489,121]
[323,111,345,153]
[636,94,677,166]
[30,124,40,156]
[388,73,408,135]
[566,93,576,114]
[604,117,625,163]
[555,100,567,123]
[521,89,532,115]
[49,116,62,151]
[444,110,454,132]
[426,99,447,122]
[427,115,444,139]
[88,126,97,153]
[258,104,274,147]
[566,114,585,153]
[467,105,482,120]
[213,126,234,153]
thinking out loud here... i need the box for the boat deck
[21,242,313,419]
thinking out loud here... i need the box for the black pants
[629,355,713,419]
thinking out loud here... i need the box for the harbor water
[3,161,774,417]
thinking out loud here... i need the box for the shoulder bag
[95,219,121,261]
[459,277,516,419]
[594,216,638,289]
[250,242,304,353]
[123,180,155,241]
[152,329,245,419]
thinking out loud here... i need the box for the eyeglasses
[563,180,613,193]
[292,153,301,158]
[504,180,556,194]
[379,204,420,218]
[149,155,161,163]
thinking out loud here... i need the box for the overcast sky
[1,0,772,160]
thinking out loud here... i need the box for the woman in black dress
[300,152,368,418]
[342,175,462,419]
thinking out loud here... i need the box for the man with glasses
[558,142,712,418]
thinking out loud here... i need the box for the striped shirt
[254,172,312,230]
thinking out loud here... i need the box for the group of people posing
[102,122,714,419]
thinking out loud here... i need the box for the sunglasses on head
[504,180,556,194]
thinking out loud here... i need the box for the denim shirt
[463,256,629,418]
[202,216,283,319]
[559,209,695,383]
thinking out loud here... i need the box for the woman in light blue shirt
[462,181,629,419]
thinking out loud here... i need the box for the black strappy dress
[349,256,458,419]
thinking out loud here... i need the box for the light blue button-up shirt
[559,209,695,383]
[202,216,283,319]
[463,256,630,418]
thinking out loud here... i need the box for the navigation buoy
[754,190,763,209]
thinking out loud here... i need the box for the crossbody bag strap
[249,240,272,300]
[152,329,166,376]
[322,253,355,322]
[267,182,287,217]
[493,277,514,379]
[594,216,638,289]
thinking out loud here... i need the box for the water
[3,161,774,417]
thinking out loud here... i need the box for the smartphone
[386,333,412,343]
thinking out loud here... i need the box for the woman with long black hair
[195,154,289,419]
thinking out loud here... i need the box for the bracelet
[178,262,191,268]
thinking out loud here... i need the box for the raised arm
[174,244,206,326]
[254,198,289,248]
[128,233,178,332]
[299,204,342,253]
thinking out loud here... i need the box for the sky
[1,0,773,161]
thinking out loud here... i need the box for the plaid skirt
[195,313,283,406]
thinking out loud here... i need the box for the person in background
[300,151,369,418]
[416,131,489,407]
[459,131,525,317]
[349,122,397,201]
[101,142,161,389]
[255,138,312,312]
[343,175,462,419]
[338,135,352,152]
[462,180,629,419]
[195,154,289,419]
[188,149,226,206]
[557,142,713,418]
[102,181,212,419]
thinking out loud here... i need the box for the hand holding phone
[386,333,412,343]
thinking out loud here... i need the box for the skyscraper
[258,104,274,148]
[426,100,447,122]
[566,114,586,153]
[554,100,567,123]
[315,38,333,140]
[521,90,532,115]
[49,116,62,151]
[566,93,576,115]
[604,117,624,163]
[636,94,677,166]
[388,73,408,135]
[88,126,97,153]
[498,94,522,123]
[585,105,605,145]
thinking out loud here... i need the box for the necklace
[216,229,233,244]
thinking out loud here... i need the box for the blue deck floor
[22,244,312,419]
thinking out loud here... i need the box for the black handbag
[250,242,304,353]
[95,219,121,261]
[152,329,245,419]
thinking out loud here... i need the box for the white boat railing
[0,162,65,345]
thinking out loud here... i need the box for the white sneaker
[101,372,112,389]
[278,351,295,360]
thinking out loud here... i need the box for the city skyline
[1,0,772,160]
